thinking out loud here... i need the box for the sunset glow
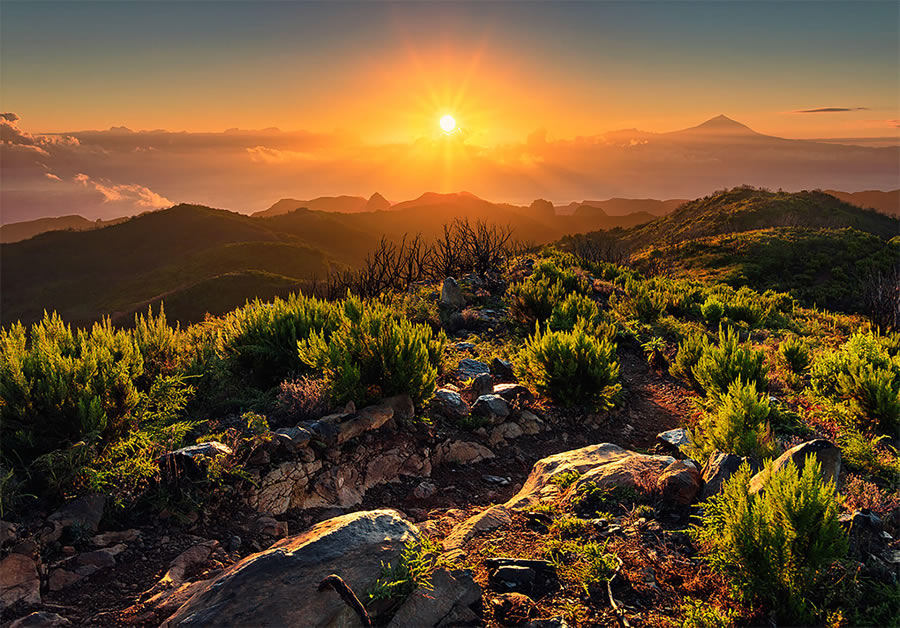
[440,115,457,133]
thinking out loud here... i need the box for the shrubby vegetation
[692,458,847,623]
[692,326,768,398]
[690,379,777,459]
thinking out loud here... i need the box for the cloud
[44,173,62,182]
[0,113,19,122]
[791,107,869,113]
[74,173,172,208]
[246,146,317,164]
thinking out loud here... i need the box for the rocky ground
[1,331,896,627]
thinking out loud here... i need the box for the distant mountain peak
[366,192,391,211]
[688,114,758,134]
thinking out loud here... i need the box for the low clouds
[792,107,870,113]
[74,173,172,208]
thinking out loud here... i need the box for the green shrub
[778,336,810,374]
[692,379,777,460]
[367,537,441,605]
[299,296,446,405]
[610,278,665,323]
[701,298,725,326]
[133,304,187,381]
[678,598,737,628]
[507,259,591,327]
[838,430,900,484]
[544,538,618,594]
[518,322,620,407]
[215,292,341,390]
[549,470,582,490]
[641,336,667,369]
[670,331,710,382]
[691,458,847,623]
[692,326,767,397]
[548,292,603,332]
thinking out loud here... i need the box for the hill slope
[0,215,128,243]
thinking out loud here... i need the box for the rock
[335,401,395,444]
[749,439,840,494]
[472,373,494,397]
[434,389,471,420]
[228,536,242,552]
[411,481,438,500]
[523,617,571,628]
[441,277,466,309]
[163,510,420,627]
[388,567,481,627]
[300,420,341,447]
[483,474,511,485]
[472,394,510,423]
[381,394,416,422]
[91,529,141,547]
[656,460,702,505]
[840,509,887,560]
[0,553,40,607]
[48,494,106,533]
[273,427,312,453]
[76,548,117,569]
[456,342,476,351]
[434,440,495,466]
[255,517,288,538]
[158,442,232,479]
[0,521,18,547]
[458,358,490,380]
[148,541,218,599]
[443,505,511,550]
[491,565,535,593]
[490,422,525,446]
[656,428,692,452]
[506,443,675,510]
[701,451,743,499]
[492,358,516,381]
[517,411,544,435]
[248,460,322,514]
[492,383,533,404]
[491,592,536,625]
[9,612,71,628]
[48,569,83,592]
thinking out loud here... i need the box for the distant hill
[2,193,657,326]
[824,189,900,216]
[253,193,391,217]
[556,198,687,217]
[0,215,127,243]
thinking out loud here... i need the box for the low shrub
[518,322,620,407]
[610,278,665,323]
[548,292,603,332]
[670,331,710,383]
[691,458,847,623]
[692,326,767,398]
[299,296,446,405]
[544,538,618,594]
[691,379,777,460]
[701,297,725,326]
[778,335,810,374]
[641,336,667,369]
[274,376,335,424]
[507,259,591,327]
[678,598,737,628]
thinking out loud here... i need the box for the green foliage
[641,336,667,368]
[544,538,618,594]
[548,515,590,539]
[678,599,737,628]
[549,470,582,490]
[838,429,900,485]
[610,277,666,323]
[518,322,620,407]
[133,304,187,381]
[670,331,710,383]
[692,326,767,398]
[299,296,446,405]
[367,537,442,604]
[810,331,900,434]
[215,292,342,390]
[691,459,848,623]
[701,297,725,326]
[691,379,777,460]
[778,335,810,374]
[507,259,591,327]
[548,292,603,332]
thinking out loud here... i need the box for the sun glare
[440,114,456,133]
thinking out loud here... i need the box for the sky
[1,1,898,221]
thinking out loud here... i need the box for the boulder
[91,529,141,547]
[434,440,495,466]
[301,420,341,447]
[163,510,420,627]
[492,358,516,381]
[656,460,702,505]
[434,389,471,420]
[48,568,84,592]
[10,612,71,628]
[388,567,481,627]
[491,592,536,625]
[249,460,323,514]
[656,428,692,452]
[76,547,118,569]
[490,422,525,446]
[158,442,232,480]
[441,277,466,309]
[472,394,510,423]
[485,558,555,596]
[749,439,840,494]
[443,505,512,551]
[0,520,18,547]
[472,373,494,397]
[840,509,887,560]
[48,494,106,533]
[0,553,40,608]
[335,401,395,444]
[492,383,534,404]
[506,443,675,510]
[273,427,312,453]
[701,451,743,499]
[458,358,490,380]
[517,411,545,435]
[148,541,219,598]
[411,481,438,500]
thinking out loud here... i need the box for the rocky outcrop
[434,440,495,466]
[388,567,481,627]
[164,510,420,627]
[701,451,743,499]
[656,460,701,505]
[0,552,40,609]
[749,439,841,494]
[458,358,490,380]
[442,505,512,551]
[434,389,470,420]
[441,277,466,309]
[506,443,675,510]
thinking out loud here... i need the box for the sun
[439,114,456,133]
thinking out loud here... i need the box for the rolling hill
[0,215,128,243]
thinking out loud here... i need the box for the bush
[678,599,737,628]
[692,379,777,460]
[507,259,591,327]
[610,278,665,323]
[518,322,620,407]
[778,335,810,374]
[215,293,342,390]
[701,298,725,326]
[274,376,335,424]
[548,292,603,332]
[299,296,446,405]
[692,326,767,398]
[691,458,847,623]
[670,331,710,383]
